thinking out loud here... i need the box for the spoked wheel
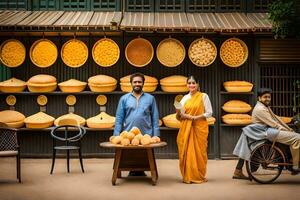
[246,143,285,184]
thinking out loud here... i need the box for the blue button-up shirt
[114,92,160,136]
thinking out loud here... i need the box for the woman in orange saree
[176,76,213,184]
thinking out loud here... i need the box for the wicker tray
[220,38,248,68]
[156,38,185,67]
[188,38,217,67]
[30,39,58,68]
[125,38,154,67]
[61,39,88,68]
[0,39,26,68]
[92,38,120,67]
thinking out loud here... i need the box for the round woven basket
[188,38,217,67]
[0,39,26,68]
[220,38,248,68]
[61,39,88,68]
[125,38,154,67]
[156,38,185,67]
[30,39,58,68]
[92,38,120,67]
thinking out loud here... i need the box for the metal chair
[0,123,21,182]
[50,118,86,174]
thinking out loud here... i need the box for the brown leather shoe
[232,169,249,180]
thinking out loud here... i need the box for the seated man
[233,88,300,178]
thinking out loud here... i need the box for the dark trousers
[236,158,245,170]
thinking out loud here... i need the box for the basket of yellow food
[160,75,188,92]
[92,38,120,67]
[220,38,248,68]
[27,74,57,93]
[0,39,26,68]
[188,38,217,67]
[88,75,117,92]
[30,39,58,68]
[0,78,27,93]
[223,81,253,93]
[120,74,158,92]
[222,100,252,113]
[156,38,185,67]
[61,39,88,68]
[125,38,154,67]
[222,114,252,125]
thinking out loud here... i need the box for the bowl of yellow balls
[220,38,248,68]
[92,38,120,67]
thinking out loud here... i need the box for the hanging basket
[156,38,185,67]
[30,39,58,68]
[125,38,154,67]
[220,38,248,68]
[0,39,26,68]
[92,38,120,67]
[61,39,88,68]
[188,38,217,67]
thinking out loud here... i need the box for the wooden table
[100,142,167,185]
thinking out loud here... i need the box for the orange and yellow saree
[177,92,209,184]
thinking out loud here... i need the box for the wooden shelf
[221,123,295,127]
[220,124,248,127]
[18,127,179,132]
[220,91,254,95]
[0,91,186,95]
[17,126,215,132]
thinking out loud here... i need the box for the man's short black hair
[130,73,145,83]
[257,88,272,97]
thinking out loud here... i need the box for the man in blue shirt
[114,73,160,137]
[114,73,160,176]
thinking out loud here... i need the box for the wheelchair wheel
[246,143,285,184]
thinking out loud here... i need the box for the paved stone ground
[0,158,299,200]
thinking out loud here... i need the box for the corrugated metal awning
[89,12,122,27]
[187,12,271,32]
[0,11,272,33]
[54,11,94,26]
[0,11,122,31]
[0,11,31,25]
[214,13,254,32]
[27,11,64,26]
[120,12,154,31]
[154,12,189,31]
[247,13,272,31]
[187,13,220,32]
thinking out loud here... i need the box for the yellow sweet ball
[121,138,130,146]
[143,134,151,139]
[120,130,129,138]
[152,136,161,143]
[126,132,135,141]
[130,126,142,135]
[134,134,143,141]
[112,136,122,144]
[141,137,151,145]
[131,138,140,146]
[109,135,115,142]
[150,137,157,144]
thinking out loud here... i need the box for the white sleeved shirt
[180,93,213,118]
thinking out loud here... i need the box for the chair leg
[67,150,70,173]
[78,148,84,173]
[17,154,21,183]
[50,149,56,174]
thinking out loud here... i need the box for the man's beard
[133,86,142,93]
[260,100,270,106]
